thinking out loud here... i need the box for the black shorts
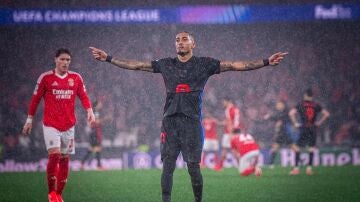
[89,132,101,147]
[160,114,203,163]
[273,123,294,145]
[296,127,316,147]
[273,132,293,145]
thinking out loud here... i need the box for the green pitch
[1,166,359,202]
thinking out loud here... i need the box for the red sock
[56,156,70,195]
[213,154,218,165]
[241,167,255,176]
[47,153,61,193]
[218,159,224,168]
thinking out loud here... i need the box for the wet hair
[305,88,313,97]
[177,31,195,42]
[55,48,71,58]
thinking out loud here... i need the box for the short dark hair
[177,31,194,41]
[55,48,71,58]
[305,88,313,97]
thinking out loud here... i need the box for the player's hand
[268,52,288,66]
[89,47,108,62]
[22,123,32,135]
[87,110,96,126]
[294,122,301,128]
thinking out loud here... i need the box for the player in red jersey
[230,132,262,177]
[22,48,95,202]
[200,112,220,168]
[214,97,243,171]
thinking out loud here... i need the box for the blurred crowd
[1,22,359,161]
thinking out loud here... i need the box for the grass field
[1,166,360,202]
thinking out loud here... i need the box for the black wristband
[105,55,112,63]
[263,59,269,66]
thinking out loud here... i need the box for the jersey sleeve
[28,75,46,116]
[206,57,220,76]
[76,75,92,110]
[151,59,164,73]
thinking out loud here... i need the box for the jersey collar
[53,70,68,79]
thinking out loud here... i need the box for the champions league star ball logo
[68,78,74,86]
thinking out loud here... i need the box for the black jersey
[152,56,220,118]
[296,100,322,128]
[270,108,290,123]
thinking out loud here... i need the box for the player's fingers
[23,127,29,135]
[89,46,99,51]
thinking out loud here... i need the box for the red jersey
[224,104,242,133]
[230,133,259,156]
[28,70,91,131]
[202,118,217,140]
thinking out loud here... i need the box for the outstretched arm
[220,52,288,72]
[89,47,153,72]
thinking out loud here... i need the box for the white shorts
[221,134,231,149]
[238,150,260,173]
[203,139,219,152]
[43,125,75,154]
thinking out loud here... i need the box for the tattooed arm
[89,47,153,72]
[220,52,288,72]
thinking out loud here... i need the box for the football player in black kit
[289,89,330,175]
[264,100,294,168]
[89,31,288,202]
[81,100,106,170]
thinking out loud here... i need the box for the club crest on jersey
[68,78,74,86]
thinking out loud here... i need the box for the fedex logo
[315,4,352,19]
